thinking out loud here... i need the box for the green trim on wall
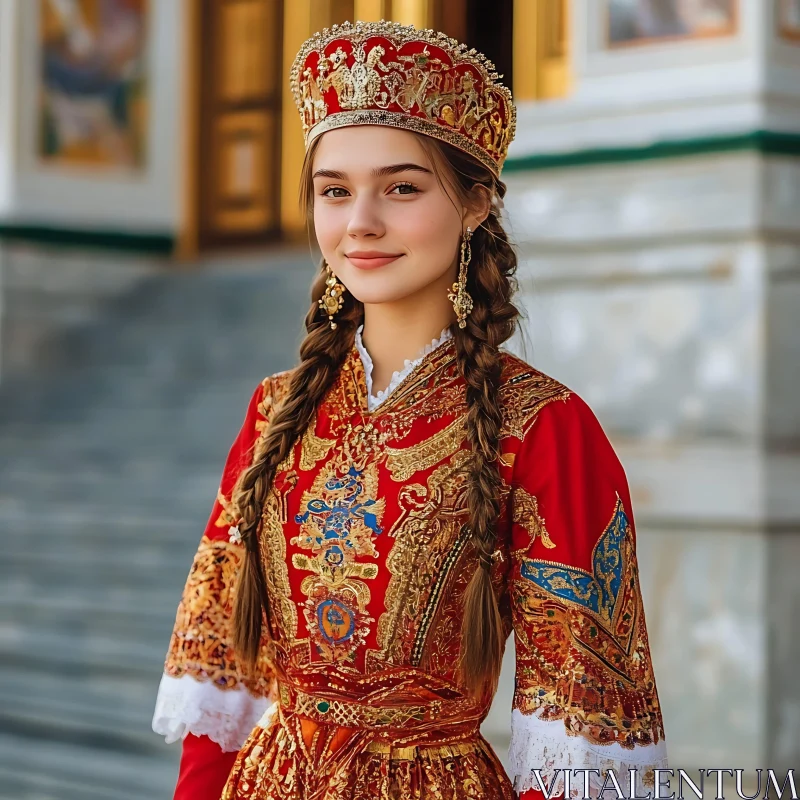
[1,131,797,247]
[0,223,175,254]
[503,130,800,173]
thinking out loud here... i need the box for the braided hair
[232,134,520,699]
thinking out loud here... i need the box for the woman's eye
[390,182,418,195]
[321,186,349,198]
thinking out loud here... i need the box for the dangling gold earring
[319,261,346,329]
[448,226,474,329]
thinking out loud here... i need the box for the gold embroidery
[165,536,273,695]
[498,364,571,440]
[286,685,440,729]
[291,460,386,665]
[384,415,466,481]
[511,485,555,550]
[261,488,299,646]
[299,412,336,470]
[214,488,239,530]
[223,718,515,799]
[411,520,473,666]
[372,451,472,667]
[291,21,515,177]
[512,499,665,747]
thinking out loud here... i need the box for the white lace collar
[354,323,453,411]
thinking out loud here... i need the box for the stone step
[0,664,165,753]
[0,244,312,793]
[0,547,192,592]
[0,732,178,800]
[1,591,178,643]
[1,508,202,547]
[0,626,167,678]
[0,471,221,517]
[0,580,183,620]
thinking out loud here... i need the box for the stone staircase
[0,244,312,799]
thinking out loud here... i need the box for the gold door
[196,0,284,250]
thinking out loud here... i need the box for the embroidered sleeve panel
[154,377,283,749]
[507,391,668,798]
[497,354,572,444]
[163,536,275,694]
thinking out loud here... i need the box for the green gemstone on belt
[316,700,330,714]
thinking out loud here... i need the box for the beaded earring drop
[319,261,346,329]
[448,227,474,329]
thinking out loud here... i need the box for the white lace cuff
[508,708,669,799]
[151,672,272,753]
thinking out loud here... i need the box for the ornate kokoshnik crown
[290,19,516,176]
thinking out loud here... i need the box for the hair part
[233,130,520,700]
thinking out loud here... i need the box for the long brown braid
[231,275,365,669]
[232,134,520,700]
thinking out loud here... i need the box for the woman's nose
[346,195,385,238]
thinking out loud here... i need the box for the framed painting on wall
[607,0,737,47]
[38,0,149,169]
[778,0,800,41]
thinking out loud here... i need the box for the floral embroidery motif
[299,412,337,471]
[512,497,663,748]
[291,461,386,664]
[164,536,273,695]
[383,415,466,481]
[520,498,629,627]
[511,485,555,551]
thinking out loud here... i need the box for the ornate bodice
[154,334,668,800]
[258,336,569,742]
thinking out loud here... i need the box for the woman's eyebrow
[312,163,433,180]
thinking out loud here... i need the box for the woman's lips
[346,254,403,269]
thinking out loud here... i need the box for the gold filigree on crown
[290,19,516,176]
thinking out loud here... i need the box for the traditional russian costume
[152,20,668,800]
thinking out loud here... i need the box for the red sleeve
[152,379,279,794]
[507,392,667,799]
[174,733,239,800]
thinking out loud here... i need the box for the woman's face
[311,125,481,307]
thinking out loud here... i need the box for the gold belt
[280,683,442,729]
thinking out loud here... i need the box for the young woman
[152,20,668,800]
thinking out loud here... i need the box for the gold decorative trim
[290,19,516,176]
[307,109,503,177]
[383,414,466,482]
[299,413,336,471]
[411,519,472,665]
[164,536,273,695]
[285,685,440,728]
[511,486,555,551]
[364,740,479,760]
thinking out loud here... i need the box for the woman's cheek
[401,202,453,249]
[314,214,344,258]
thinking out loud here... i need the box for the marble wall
[480,149,800,773]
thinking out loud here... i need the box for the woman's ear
[463,183,492,231]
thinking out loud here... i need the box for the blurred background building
[0,0,798,797]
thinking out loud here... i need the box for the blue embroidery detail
[294,463,384,548]
[316,597,357,644]
[520,501,628,624]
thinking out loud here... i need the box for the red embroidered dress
[153,329,668,799]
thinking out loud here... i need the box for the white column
[0,0,19,218]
